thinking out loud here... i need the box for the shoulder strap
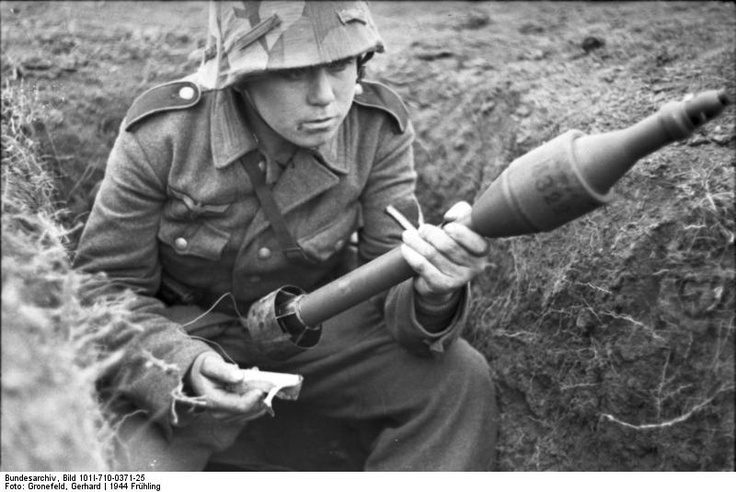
[240,152,315,265]
[124,80,202,132]
[353,80,410,133]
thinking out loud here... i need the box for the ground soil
[1,1,734,471]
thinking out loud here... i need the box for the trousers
[114,296,499,471]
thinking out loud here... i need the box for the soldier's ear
[356,52,374,83]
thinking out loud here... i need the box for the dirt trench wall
[369,1,735,471]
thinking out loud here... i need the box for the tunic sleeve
[74,129,211,431]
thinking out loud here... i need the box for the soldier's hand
[188,352,269,422]
[401,201,489,303]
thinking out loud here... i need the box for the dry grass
[1,83,141,471]
[1,81,58,216]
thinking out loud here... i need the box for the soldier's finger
[200,355,244,386]
[208,387,267,415]
[401,243,460,295]
[443,222,490,257]
[401,241,442,278]
[418,223,471,266]
[443,201,473,223]
[402,227,457,274]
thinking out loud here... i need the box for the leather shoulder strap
[240,152,315,265]
[124,80,202,132]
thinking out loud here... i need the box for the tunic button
[178,86,195,100]
[174,237,188,251]
[257,247,272,260]
[258,161,266,173]
[335,239,345,251]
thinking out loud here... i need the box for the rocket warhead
[684,89,731,127]
[469,88,732,238]
[574,87,732,196]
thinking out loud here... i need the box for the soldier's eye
[326,58,355,74]
[279,67,309,81]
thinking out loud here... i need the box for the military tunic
[73,78,497,470]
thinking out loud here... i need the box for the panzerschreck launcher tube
[246,89,731,359]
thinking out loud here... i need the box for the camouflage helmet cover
[197,1,385,89]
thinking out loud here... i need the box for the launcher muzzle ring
[244,285,322,360]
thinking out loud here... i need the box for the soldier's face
[246,58,358,148]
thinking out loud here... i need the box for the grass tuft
[1,83,141,471]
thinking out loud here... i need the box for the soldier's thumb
[443,201,472,223]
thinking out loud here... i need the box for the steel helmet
[196,1,385,90]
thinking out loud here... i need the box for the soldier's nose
[307,69,336,106]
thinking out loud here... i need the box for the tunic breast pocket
[298,204,362,263]
[158,188,233,261]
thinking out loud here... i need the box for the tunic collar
[209,88,346,175]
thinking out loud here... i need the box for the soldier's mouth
[299,117,336,132]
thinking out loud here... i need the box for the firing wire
[180,291,246,328]
[180,291,246,366]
